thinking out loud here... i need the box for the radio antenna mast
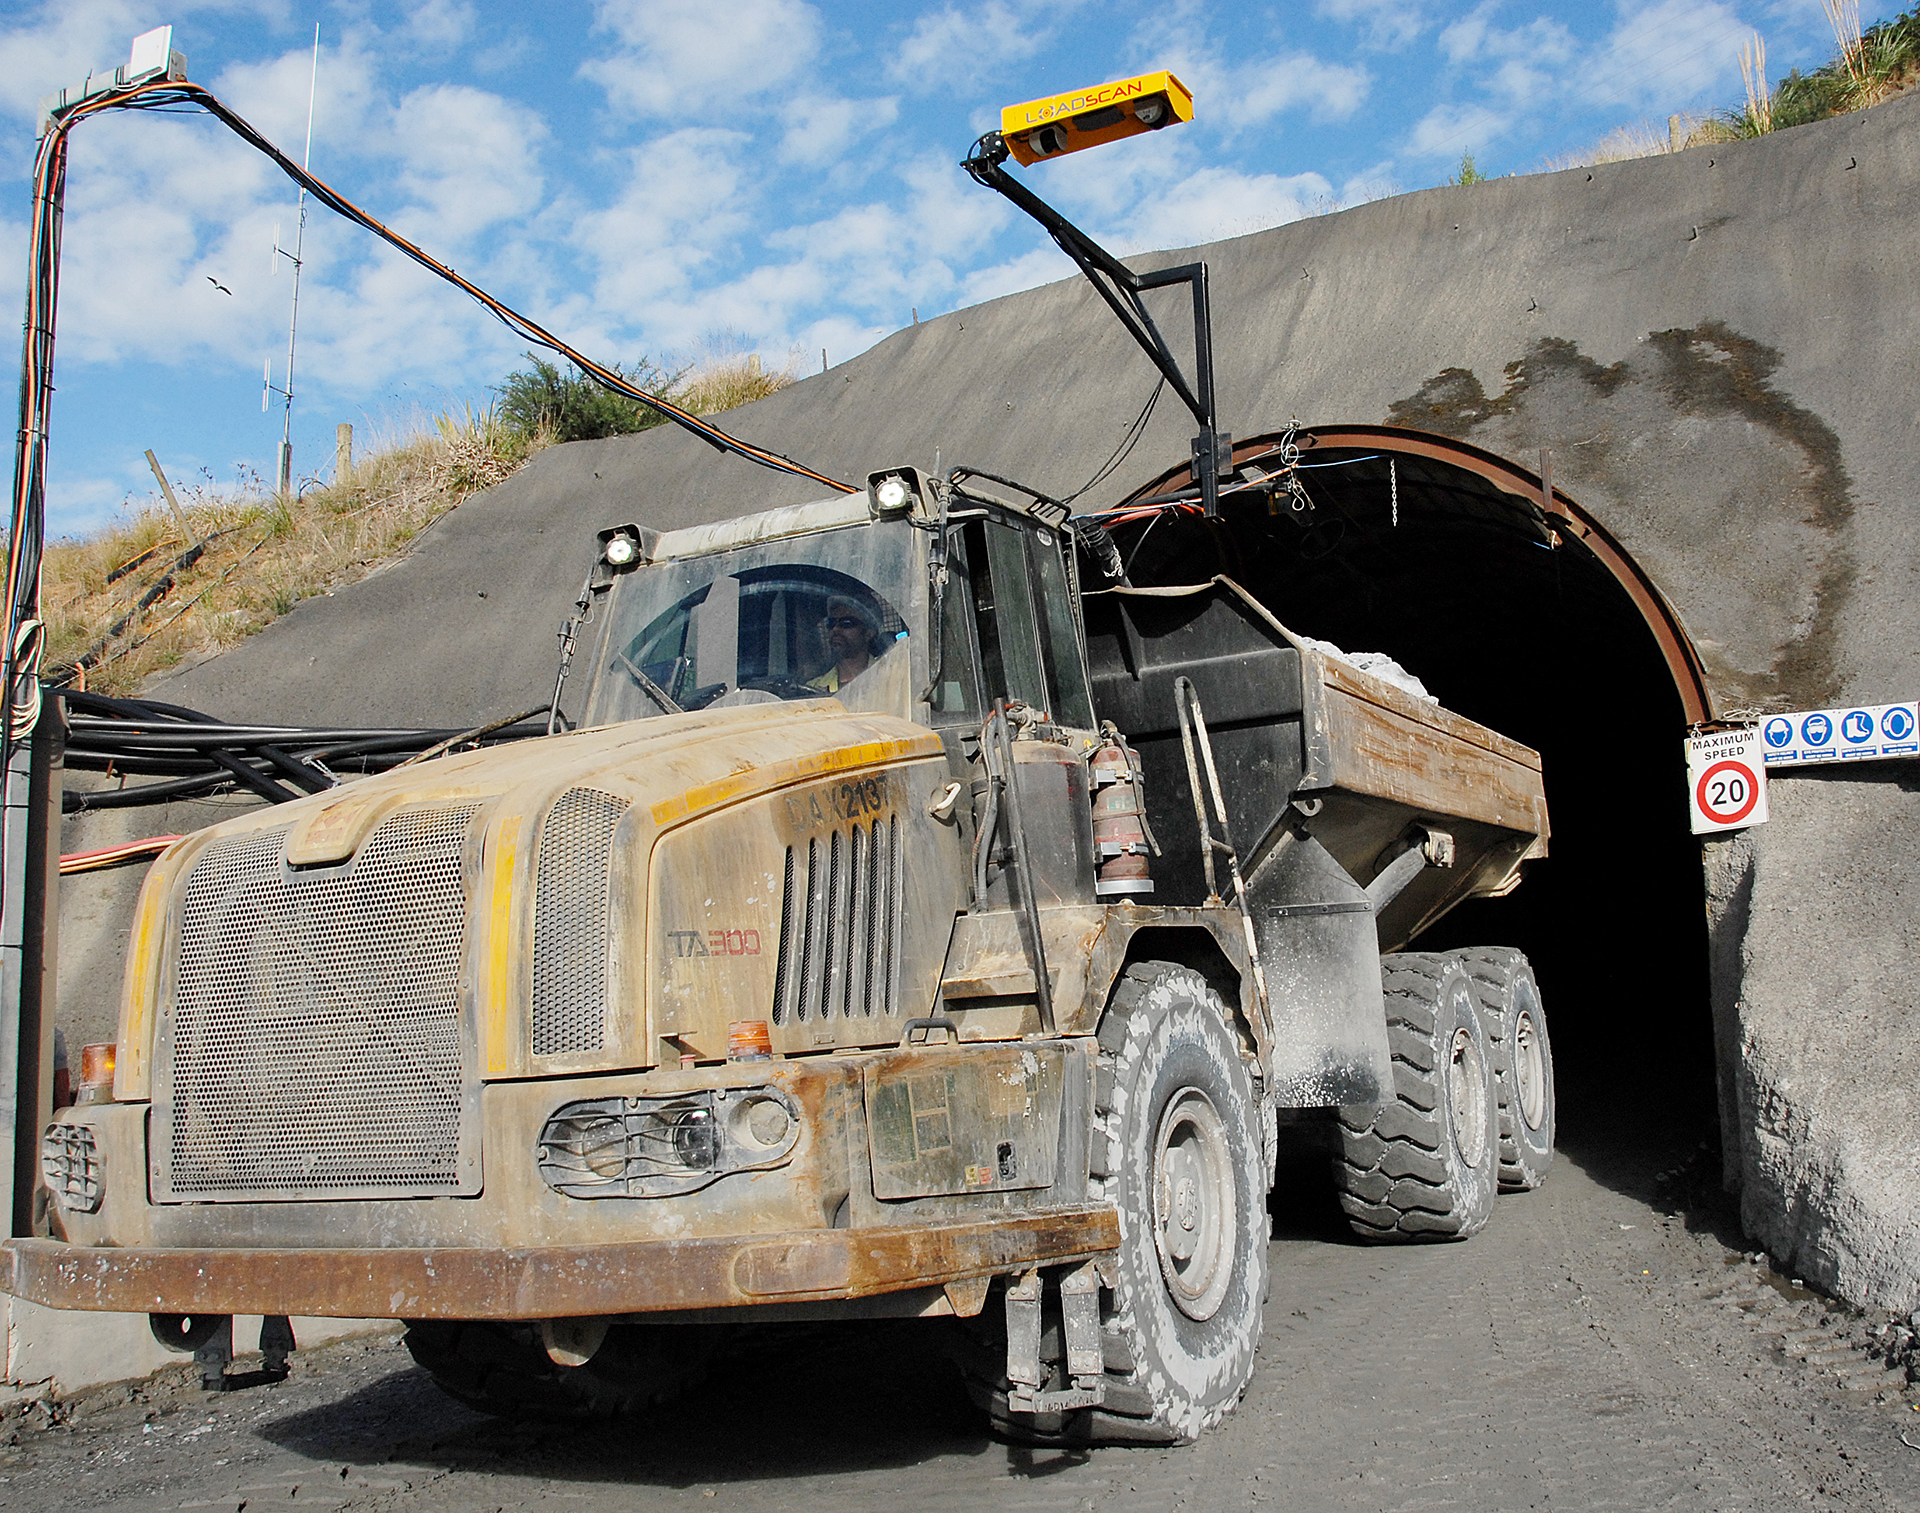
[268,25,319,498]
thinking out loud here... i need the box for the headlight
[537,1086,801,1198]
[41,1123,102,1213]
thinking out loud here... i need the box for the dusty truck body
[10,468,1549,1443]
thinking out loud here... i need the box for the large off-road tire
[1335,952,1498,1242]
[402,1320,726,1420]
[956,963,1269,1445]
[1454,947,1556,1192]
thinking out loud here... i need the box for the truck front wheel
[1334,952,1499,1241]
[961,962,1268,1445]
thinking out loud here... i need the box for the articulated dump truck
[13,466,1551,1444]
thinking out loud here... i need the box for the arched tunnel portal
[1114,424,1717,1145]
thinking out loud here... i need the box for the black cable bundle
[60,690,547,813]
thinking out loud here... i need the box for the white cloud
[1435,6,1576,106]
[297,241,518,394]
[405,0,475,50]
[889,1,1052,83]
[1440,7,1576,65]
[53,110,289,366]
[1578,0,1750,107]
[1406,101,1510,158]
[1116,166,1333,254]
[0,1,274,120]
[777,93,901,167]
[1314,0,1433,49]
[41,471,140,538]
[217,36,389,169]
[1121,8,1371,132]
[582,0,822,116]
[575,129,756,316]
[389,85,547,240]
[1225,56,1372,126]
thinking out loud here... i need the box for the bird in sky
[206,276,231,295]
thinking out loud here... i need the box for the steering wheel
[740,676,829,701]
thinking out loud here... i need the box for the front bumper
[1,1206,1118,1320]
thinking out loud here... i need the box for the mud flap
[1249,834,1393,1106]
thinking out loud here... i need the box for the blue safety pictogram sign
[1760,700,1918,766]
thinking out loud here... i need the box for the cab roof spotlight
[1000,69,1193,167]
[595,523,654,570]
[866,467,926,517]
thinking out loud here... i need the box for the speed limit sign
[1685,727,1770,834]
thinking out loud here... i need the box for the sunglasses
[821,616,868,630]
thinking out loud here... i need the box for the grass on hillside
[1544,5,1919,171]
[43,352,794,698]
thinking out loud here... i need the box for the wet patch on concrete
[1384,326,1857,711]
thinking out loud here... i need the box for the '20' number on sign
[1695,759,1760,825]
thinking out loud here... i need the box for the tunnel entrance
[1108,425,1717,1146]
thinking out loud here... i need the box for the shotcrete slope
[106,94,1920,1310]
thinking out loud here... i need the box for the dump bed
[1083,577,1548,954]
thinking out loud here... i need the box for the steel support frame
[963,135,1226,517]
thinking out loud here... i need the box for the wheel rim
[1447,1025,1490,1168]
[1152,1088,1237,1322]
[1512,1007,1546,1131]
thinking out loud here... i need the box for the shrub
[495,355,685,444]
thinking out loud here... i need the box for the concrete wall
[47,90,1920,1346]
[2,1302,392,1406]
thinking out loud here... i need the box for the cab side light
[77,1043,117,1105]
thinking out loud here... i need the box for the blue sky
[0,0,1855,534]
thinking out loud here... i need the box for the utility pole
[267,26,319,498]
[5,25,185,1240]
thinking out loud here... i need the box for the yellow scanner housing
[1001,69,1193,166]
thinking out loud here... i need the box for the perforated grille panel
[531,788,628,1057]
[159,805,478,1201]
[771,815,902,1024]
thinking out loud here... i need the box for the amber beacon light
[1000,69,1193,165]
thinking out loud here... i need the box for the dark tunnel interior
[1093,439,1718,1155]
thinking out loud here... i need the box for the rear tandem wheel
[1334,951,1500,1241]
[1454,946,1556,1192]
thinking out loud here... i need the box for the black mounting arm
[962,132,1228,518]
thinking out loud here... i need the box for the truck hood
[115,703,946,1098]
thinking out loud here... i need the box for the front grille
[531,788,627,1057]
[158,805,479,1201]
[771,815,903,1024]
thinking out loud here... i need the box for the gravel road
[5,1109,1919,1512]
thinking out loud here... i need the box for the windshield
[582,523,920,727]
